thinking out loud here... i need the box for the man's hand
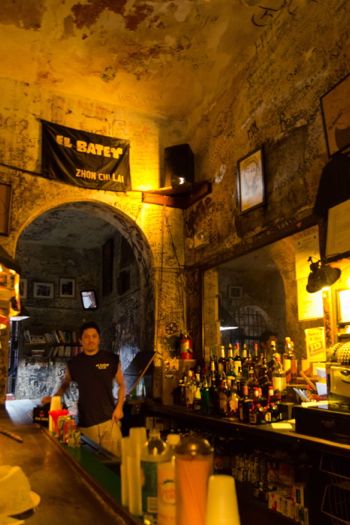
[41,395,52,406]
[112,404,124,422]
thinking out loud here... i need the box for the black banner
[41,120,131,191]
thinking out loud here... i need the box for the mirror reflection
[202,226,350,369]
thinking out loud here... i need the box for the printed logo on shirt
[96,363,110,370]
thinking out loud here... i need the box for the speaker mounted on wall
[163,143,194,189]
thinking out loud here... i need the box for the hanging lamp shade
[306,257,341,293]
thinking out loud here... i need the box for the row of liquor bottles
[172,338,298,424]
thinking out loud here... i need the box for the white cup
[129,426,147,454]
[205,474,241,525]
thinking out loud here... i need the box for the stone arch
[14,198,156,356]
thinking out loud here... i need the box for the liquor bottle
[241,344,249,377]
[249,387,261,425]
[218,379,229,416]
[192,386,201,412]
[141,429,170,524]
[283,337,293,383]
[264,385,281,423]
[200,378,210,414]
[185,370,196,409]
[233,343,242,376]
[226,343,235,376]
[157,434,181,525]
[253,342,260,365]
[258,356,270,400]
[288,338,298,382]
[209,374,219,415]
[272,356,287,399]
[217,345,227,377]
[238,384,253,423]
[227,377,240,417]
[246,366,258,397]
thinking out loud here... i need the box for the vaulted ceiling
[2,0,269,247]
[1,0,263,122]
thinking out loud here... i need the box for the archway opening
[10,201,154,403]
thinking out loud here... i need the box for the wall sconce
[306,257,341,293]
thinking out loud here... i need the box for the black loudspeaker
[164,144,194,188]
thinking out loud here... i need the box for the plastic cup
[205,474,241,525]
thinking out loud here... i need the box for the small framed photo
[0,182,12,236]
[228,285,242,299]
[237,147,265,214]
[321,73,350,156]
[19,278,27,299]
[33,282,54,299]
[59,277,75,298]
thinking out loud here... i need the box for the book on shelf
[30,335,47,345]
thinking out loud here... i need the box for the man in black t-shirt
[42,321,125,457]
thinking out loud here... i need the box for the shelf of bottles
[173,337,300,425]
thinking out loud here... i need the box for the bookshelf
[22,328,81,359]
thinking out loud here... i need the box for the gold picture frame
[321,73,350,157]
[237,147,265,214]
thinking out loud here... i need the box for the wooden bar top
[0,402,140,525]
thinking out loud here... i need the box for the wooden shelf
[142,181,212,209]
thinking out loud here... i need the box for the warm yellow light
[138,184,158,191]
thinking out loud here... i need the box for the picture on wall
[0,182,12,236]
[237,147,265,214]
[59,278,75,298]
[321,72,350,156]
[33,282,54,299]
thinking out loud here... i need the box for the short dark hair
[79,321,101,339]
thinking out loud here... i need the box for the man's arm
[41,368,72,405]
[112,363,126,422]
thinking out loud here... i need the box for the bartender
[42,321,125,457]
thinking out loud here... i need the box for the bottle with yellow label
[157,434,181,525]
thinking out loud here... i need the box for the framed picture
[336,289,350,325]
[59,277,75,298]
[102,238,114,296]
[228,285,242,299]
[33,282,54,299]
[321,73,350,156]
[237,147,265,214]
[0,182,12,235]
[19,278,27,299]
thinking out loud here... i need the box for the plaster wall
[184,0,350,265]
[0,83,186,402]
[185,1,350,350]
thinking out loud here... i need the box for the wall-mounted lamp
[306,257,341,293]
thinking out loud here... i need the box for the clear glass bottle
[141,429,170,525]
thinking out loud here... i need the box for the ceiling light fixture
[306,257,341,293]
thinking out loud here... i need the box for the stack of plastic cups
[127,427,147,517]
[205,474,241,525]
[175,434,213,525]
[120,436,130,508]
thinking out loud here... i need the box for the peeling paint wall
[0,85,185,402]
[185,1,350,349]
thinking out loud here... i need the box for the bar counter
[143,399,350,456]
[0,404,140,525]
